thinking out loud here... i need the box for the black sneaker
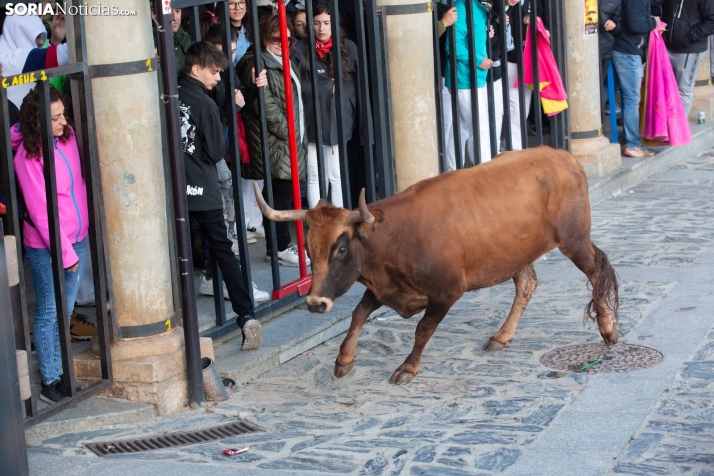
[236,315,262,351]
[40,379,65,404]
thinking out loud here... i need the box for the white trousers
[240,177,264,231]
[506,62,533,151]
[307,143,342,209]
[445,79,503,171]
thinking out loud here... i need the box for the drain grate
[85,420,261,457]
[540,343,663,374]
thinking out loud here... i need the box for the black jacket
[662,0,714,53]
[293,39,358,146]
[505,0,544,64]
[177,74,224,212]
[599,0,622,60]
[613,0,657,58]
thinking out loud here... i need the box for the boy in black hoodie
[178,41,262,350]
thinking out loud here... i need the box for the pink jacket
[641,23,692,147]
[12,124,89,268]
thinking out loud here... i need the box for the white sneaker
[199,275,229,299]
[252,282,270,303]
[247,226,265,240]
[265,245,311,267]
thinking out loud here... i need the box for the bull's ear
[316,199,329,209]
[355,208,384,237]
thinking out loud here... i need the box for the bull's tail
[584,244,619,324]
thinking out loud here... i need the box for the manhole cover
[85,420,261,456]
[540,343,663,374]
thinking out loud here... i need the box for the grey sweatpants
[668,50,706,116]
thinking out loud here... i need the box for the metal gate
[0,4,114,427]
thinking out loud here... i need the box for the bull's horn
[345,189,375,225]
[253,181,307,222]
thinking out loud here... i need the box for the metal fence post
[0,222,29,476]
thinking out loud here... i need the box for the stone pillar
[73,0,212,415]
[564,1,621,178]
[689,44,714,123]
[377,0,439,192]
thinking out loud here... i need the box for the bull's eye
[338,246,347,256]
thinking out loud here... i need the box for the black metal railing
[435,0,569,168]
[0,5,113,427]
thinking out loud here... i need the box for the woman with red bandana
[293,2,358,209]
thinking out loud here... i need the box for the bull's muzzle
[306,296,334,314]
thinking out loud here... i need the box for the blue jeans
[26,238,87,385]
[611,51,644,148]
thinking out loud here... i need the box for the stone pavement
[26,151,714,475]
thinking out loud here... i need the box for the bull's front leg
[390,300,453,385]
[334,289,381,378]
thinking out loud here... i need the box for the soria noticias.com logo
[5,3,137,16]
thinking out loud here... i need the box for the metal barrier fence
[0,5,114,427]
[436,0,568,172]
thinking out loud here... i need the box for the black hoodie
[661,0,714,53]
[613,0,657,59]
[177,74,224,212]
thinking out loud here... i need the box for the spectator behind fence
[611,0,659,157]
[228,0,267,244]
[13,86,92,404]
[237,15,310,267]
[0,13,68,124]
[487,1,506,152]
[199,11,218,39]
[293,8,307,43]
[502,0,531,150]
[229,0,253,67]
[177,42,264,349]
[599,0,621,111]
[172,8,192,75]
[661,0,714,116]
[294,2,358,209]
[445,0,496,169]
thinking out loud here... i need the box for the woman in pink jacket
[13,86,88,404]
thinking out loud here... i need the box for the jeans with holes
[611,51,644,148]
[26,238,87,385]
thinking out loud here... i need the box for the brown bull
[254,146,619,384]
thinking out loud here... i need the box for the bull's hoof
[483,336,507,351]
[389,366,416,385]
[601,326,619,345]
[334,359,354,378]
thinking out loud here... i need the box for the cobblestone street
[27,152,714,475]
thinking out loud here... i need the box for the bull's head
[253,183,377,314]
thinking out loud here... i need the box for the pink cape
[641,23,692,147]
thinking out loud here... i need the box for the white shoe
[252,282,270,303]
[199,275,229,299]
[247,226,265,240]
[265,245,311,267]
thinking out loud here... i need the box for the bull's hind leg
[483,264,538,351]
[334,289,381,378]
[560,241,620,344]
[389,299,455,385]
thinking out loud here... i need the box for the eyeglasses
[270,36,281,44]
[228,1,247,9]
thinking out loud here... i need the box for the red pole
[277,0,308,278]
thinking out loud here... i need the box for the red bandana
[315,38,332,58]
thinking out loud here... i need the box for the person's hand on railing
[478,58,494,70]
[235,89,245,108]
[252,68,267,88]
[488,25,495,38]
[441,7,457,28]
[50,13,66,46]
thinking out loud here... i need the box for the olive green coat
[237,50,307,182]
